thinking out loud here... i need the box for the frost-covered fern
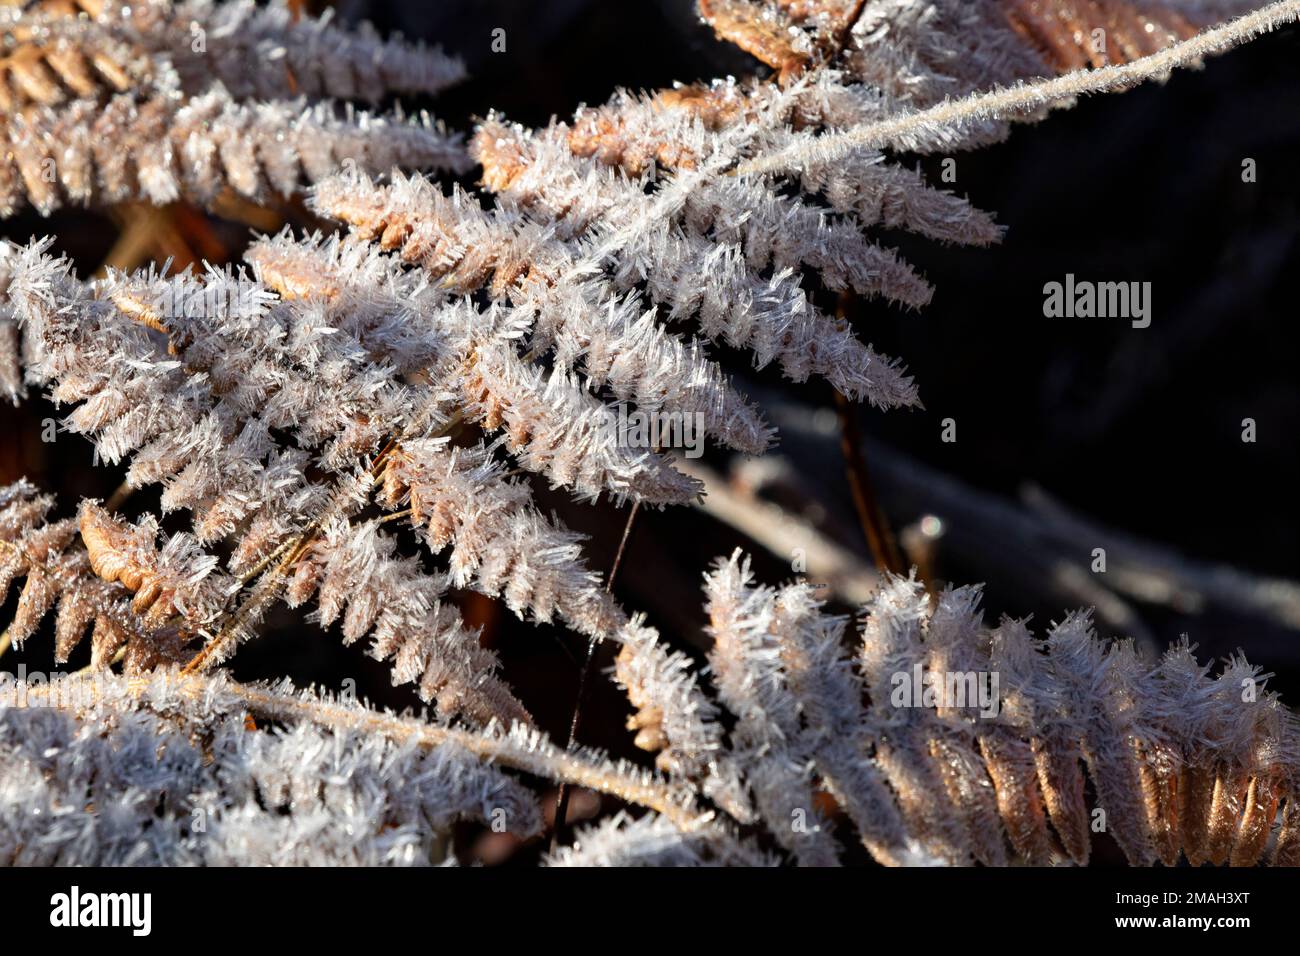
[0,0,466,214]
[2,546,1295,867]
[597,551,1300,868]
[0,669,544,865]
[4,239,626,721]
[0,0,1295,868]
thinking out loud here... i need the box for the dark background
[1,1,1296,864]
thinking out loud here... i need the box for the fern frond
[284,515,531,727]
[313,154,921,412]
[1,667,712,858]
[0,85,467,217]
[0,5,153,112]
[613,615,754,822]
[440,0,1288,441]
[309,168,787,443]
[0,669,541,865]
[5,242,629,719]
[0,480,162,667]
[0,0,468,216]
[702,555,844,865]
[0,0,1290,870]
[227,677,703,828]
[124,0,467,104]
[704,1,1264,103]
[546,810,775,866]
[460,336,703,506]
[0,0,465,108]
[378,438,626,640]
[738,0,1300,176]
[612,551,1300,867]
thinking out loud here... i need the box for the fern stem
[234,536,300,588]
[832,293,906,576]
[104,480,135,513]
[376,508,414,525]
[225,677,702,828]
[3,671,703,828]
[552,499,641,848]
[834,390,906,576]
[734,0,1300,177]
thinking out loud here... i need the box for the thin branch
[552,499,641,848]
[832,292,906,576]
[835,388,906,575]
[675,458,880,604]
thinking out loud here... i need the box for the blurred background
[1,1,1296,864]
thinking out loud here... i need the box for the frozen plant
[0,0,1296,866]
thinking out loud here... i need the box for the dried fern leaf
[1002,0,1215,72]
[480,0,1286,431]
[0,86,467,217]
[706,0,1265,108]
[704,555,845,865]
[0,669,542,865]
[309,169,791,449]
[314,147,921,415]
[0,0,469,218]
[379,438,626,640]
[0,0,465,107]
[4,242,632,716]
[229,677,703,828]
[0,12,152,112]
[742,1,1299,175]
[546,811,775,866]
[285,516,532,728]
[699,0,817,81]
[129,0,467,104]
[0,480,159,666]
[612,616,754,822]
[856,574,983,863]
[613,552,1300,867]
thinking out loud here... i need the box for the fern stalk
[735,0,1300,176]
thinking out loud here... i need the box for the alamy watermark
[1043,274,1151,329]
[0,665,115,710]
[604,403,706,459]
[50,886,151,936]
[890,663,1001,718]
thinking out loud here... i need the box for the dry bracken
[599,552,1300,867]
[0,0,1294,867]
[0,0,467,214]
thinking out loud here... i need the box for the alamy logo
[890,664,1001,718]
[50,886,152,936]
[1043,274,1151,328]
[604,404,706,459]
[0,665,105,709]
